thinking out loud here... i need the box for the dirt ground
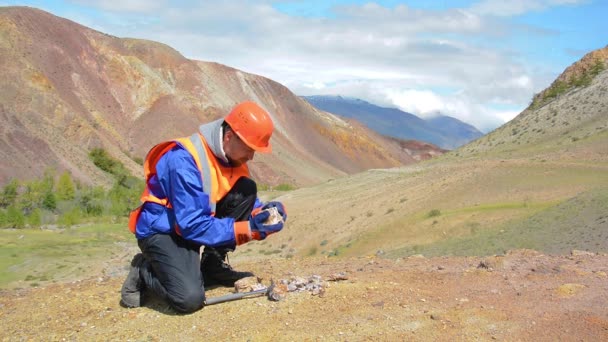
[1,249,607,341]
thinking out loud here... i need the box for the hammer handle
[204,288,268,305]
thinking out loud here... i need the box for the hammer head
[266,280,287,301]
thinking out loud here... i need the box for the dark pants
[138,177,257,313]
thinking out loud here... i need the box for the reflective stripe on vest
[188,132,216,212]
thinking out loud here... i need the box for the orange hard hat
[225,101,274,153]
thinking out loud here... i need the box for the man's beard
[227,156,243,167]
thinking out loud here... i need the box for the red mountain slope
[0,6,444,187]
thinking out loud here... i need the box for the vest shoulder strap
[177,133,216,212]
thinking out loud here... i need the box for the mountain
[425,115,485,148]
[302,95,483,149]
[457,44,608,159]
[0,6,444,188]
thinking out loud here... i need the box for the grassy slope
[0,223,134,288]
[387,186,608,257]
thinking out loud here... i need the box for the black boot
[201,247,253,287]
[121,253,145,308]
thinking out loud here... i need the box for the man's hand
[249,209,283,240]
[262,201,287,222]
[234,204,286,245]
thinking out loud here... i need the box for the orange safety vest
[128,131,250,234]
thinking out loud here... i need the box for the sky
[2,1,607,132]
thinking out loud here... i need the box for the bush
[42,191,57,210]
[427,209,441,218]
[0,179,19,208]
[56,172,75,201]
[5,206,25,228]
[274,183,296,191]
[89,148,128,178]
[0,164,144,228]
[58,207,82,227]
[27,208,42,226]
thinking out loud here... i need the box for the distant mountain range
[302,95,484,149]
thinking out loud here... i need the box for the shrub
[58,207,82,227]
[89,148,128,178]
[5,206,25,228]
[132,156,144,165]
[274,183,296,191]
[0,179,19,208]
[427,209,441,218]
[27,208,42,226]
[42,191,57,210]
[56,172,75,201]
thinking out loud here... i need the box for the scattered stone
[594,271,607,278]
[371,301,384,308]
[268,282,288,302]
[478,256,504,271]
[477,260,491,270]
[409,254,425,259]
[571,250,595,257]
[278,275,327,297]
[328,272,349,281]
[262,207,284,225]
[556,283,586,297]
[234,276,263,293]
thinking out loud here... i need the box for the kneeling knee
[172,289,205,314]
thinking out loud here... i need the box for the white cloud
[386,89,445,117]
[382,88,515,133]
[69,0,168,13]
[470,0,584,16]
[48,0,586,132]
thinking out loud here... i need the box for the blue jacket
[135,129,262,246]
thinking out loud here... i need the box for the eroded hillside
[0,6,442,188]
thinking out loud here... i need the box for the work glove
[262,201,287,222]
[250,209,283,240]
[233,209,284,245]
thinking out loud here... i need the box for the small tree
[42,191,57,210]
[5,206,25,228]
[1,179,19,208]
[41,168,55,194]
[58,207,81,227]
[56,171,75,201]
[27,208,42,227]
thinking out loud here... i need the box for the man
[121,101,287,313]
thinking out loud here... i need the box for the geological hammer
[204,282,276,306]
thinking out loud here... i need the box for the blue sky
[2,0,607,132]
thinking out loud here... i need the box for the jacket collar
[198,119,230,166]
